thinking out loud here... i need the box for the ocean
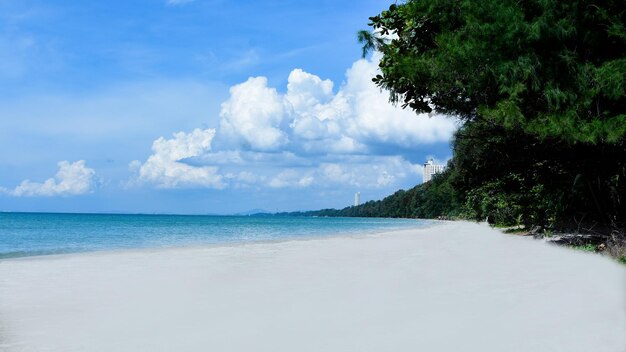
[0,212,431,259]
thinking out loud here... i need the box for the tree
[362,0,626,143]
[361,0,626,236]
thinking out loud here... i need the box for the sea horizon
[0,212,431,260]
[0,210,273,217]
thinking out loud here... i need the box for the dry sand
[0,221,624,351]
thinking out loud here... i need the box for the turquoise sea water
[0,213,431,259]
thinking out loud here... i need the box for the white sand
[0,221,624,352]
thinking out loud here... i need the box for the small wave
[0,249,79,260]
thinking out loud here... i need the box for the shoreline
[0,219,441,262]
[1,221,624,352]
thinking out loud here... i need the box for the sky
[0,0,458,214]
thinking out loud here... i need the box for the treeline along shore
[275,0,626,263]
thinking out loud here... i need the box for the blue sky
[0,0,457,214]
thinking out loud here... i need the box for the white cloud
[232,155,424,190]
[219,77,289,151]
[1,160,95,197]
[217,53,457,155]
[285,68,334,116]
[268,170,314,189]
[340,53,457,146]
[131,128,225,189]
[130,54,454,191]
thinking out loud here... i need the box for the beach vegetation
[352,0,625,253]
[288,0,625,260]
[571,244,597,252]
[293,0,626,261]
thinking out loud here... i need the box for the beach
[0,221,624,351]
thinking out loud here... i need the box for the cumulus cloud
[131,128,225,189]
[131,54,455,192]
[217,53,457,155]
[1,161,95,197]
[340,54,456,145]
[219,77,289,151]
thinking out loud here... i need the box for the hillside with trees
[293,166,460,219]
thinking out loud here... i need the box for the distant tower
[354,192,361,207]
[423,159,445,183]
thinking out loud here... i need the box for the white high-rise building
[354,192,361,207]
[423,159,445,183]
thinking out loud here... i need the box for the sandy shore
[0,221,624,352]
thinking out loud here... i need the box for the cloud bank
[131,54,457,190]
[1,160,95,197]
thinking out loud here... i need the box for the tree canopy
[347,0,626,255]
[361,0,626,143]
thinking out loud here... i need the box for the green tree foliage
[357,0,626,236]
[363,0,626,143]
[451,121,626,228]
